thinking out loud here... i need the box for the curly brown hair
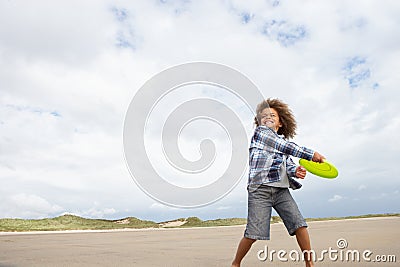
[254,98,297,139]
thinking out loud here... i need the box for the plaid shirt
[248,126,314,190]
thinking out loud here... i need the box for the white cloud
[217,206,232,211]
[358,185,367,191]
[328,194,344,202]
[0,1,115,65]
[150,203,178,211]
[81,207,117,219]
[1,194,63,219]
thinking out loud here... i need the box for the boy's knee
[296,226,307,231]
[244,237,257,244]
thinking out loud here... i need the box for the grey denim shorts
[244,184,307,240]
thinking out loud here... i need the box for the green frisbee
[299,159,338,179]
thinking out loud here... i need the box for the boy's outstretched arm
[255,126,316,160]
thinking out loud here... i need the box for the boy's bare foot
[231,263,240,267]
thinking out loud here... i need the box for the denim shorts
[244,184,307,240]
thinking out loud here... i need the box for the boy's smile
[260,108,282,132]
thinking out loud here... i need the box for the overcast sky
[1,0,399,222]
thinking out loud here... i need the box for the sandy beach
[0,217,398,266]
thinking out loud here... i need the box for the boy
[231,98,325,267]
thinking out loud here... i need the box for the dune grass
[0,213,398,232]
[0,214,158,232]
[180,217,247,228]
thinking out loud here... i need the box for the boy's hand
[312,151,325,163]
[295,166,307,179]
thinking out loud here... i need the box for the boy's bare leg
[295,226,314,267]
[231,237,256,267]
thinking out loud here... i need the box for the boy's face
[260,107,282,132]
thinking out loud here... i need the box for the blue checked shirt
[248,126,314,190]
